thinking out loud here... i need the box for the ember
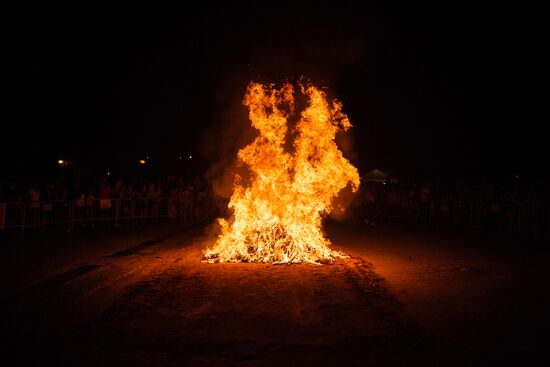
[203,82,360,264]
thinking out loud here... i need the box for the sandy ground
[1,222,549,366]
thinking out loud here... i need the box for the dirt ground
[1,222,549,366]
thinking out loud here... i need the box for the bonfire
[203,81,360,264]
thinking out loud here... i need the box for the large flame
[203,81,360,264]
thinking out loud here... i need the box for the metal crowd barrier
[361,201,550,239]
[2,197,547,239]
[0,196,221,235]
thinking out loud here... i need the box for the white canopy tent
[363,169,394,183]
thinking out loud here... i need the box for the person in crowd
[99,179,114,224]
[72,181,86,227]
[113,178,125,227]
[362,184,376,226]
[168,185,178,221]
[123,183,137,225]
[28,185,41,230]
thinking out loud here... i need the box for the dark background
[3,5,544,183]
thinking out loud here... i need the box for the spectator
[28,185,40,230]
[113,178,125,227]
[99,179,114,223]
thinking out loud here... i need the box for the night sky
[4,6,544,183]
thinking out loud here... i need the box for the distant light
[188,155,192,159]
[107,172,111,176]
[58,160,64,165]
[515,174,520,179]
[178,156,182,160]
[146,156,149,160]
[139,159,146,165]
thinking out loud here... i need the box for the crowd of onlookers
[356,180,550,239]
[0,175,227,232]
[0,176,211,204]
[1,175,549,239]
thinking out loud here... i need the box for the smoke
[331,118,361,221]
[200,11,368,216]
[330,184,363,223]
[201,112,254,199]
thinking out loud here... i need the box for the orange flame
[203,81,360,264]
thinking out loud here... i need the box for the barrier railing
[0,197,223,235]
[361,201,550,239]
[1,197,547,239]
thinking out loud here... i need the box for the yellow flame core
[203,82,360,264]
